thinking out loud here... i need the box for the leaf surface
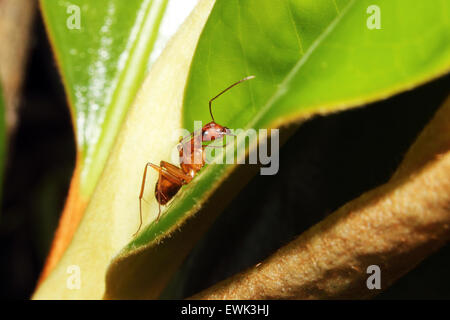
[40,0,170,197]
[107,0,450,299]
[35,0,450,299]
[37,0,204,281]
[34,0,215,299]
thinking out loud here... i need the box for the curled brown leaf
[191,95,450,300]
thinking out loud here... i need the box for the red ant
[135,75,255,236]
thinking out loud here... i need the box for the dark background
[0,14,449,300]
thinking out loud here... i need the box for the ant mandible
[134,75,255,236]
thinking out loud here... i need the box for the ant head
[202,122,232,141]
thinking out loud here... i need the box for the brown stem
[191,96,450,300]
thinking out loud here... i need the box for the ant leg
[135,162,184,237]
[203,136,232,148]
[160,161,193,183]
[150,163,185,184]
[156,190,162,221]
[135,163,153,237]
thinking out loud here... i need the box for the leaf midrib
[80,0,169,197]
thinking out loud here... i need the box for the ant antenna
[209,75,255,122]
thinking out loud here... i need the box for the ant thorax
[178,138,204,177]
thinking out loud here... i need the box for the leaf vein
[247,0,356,129]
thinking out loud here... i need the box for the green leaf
[184,0,450,129]
[34,0,215,299]
[40,0,169,197]
[34,0,450,299]
[107,0,450,299]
